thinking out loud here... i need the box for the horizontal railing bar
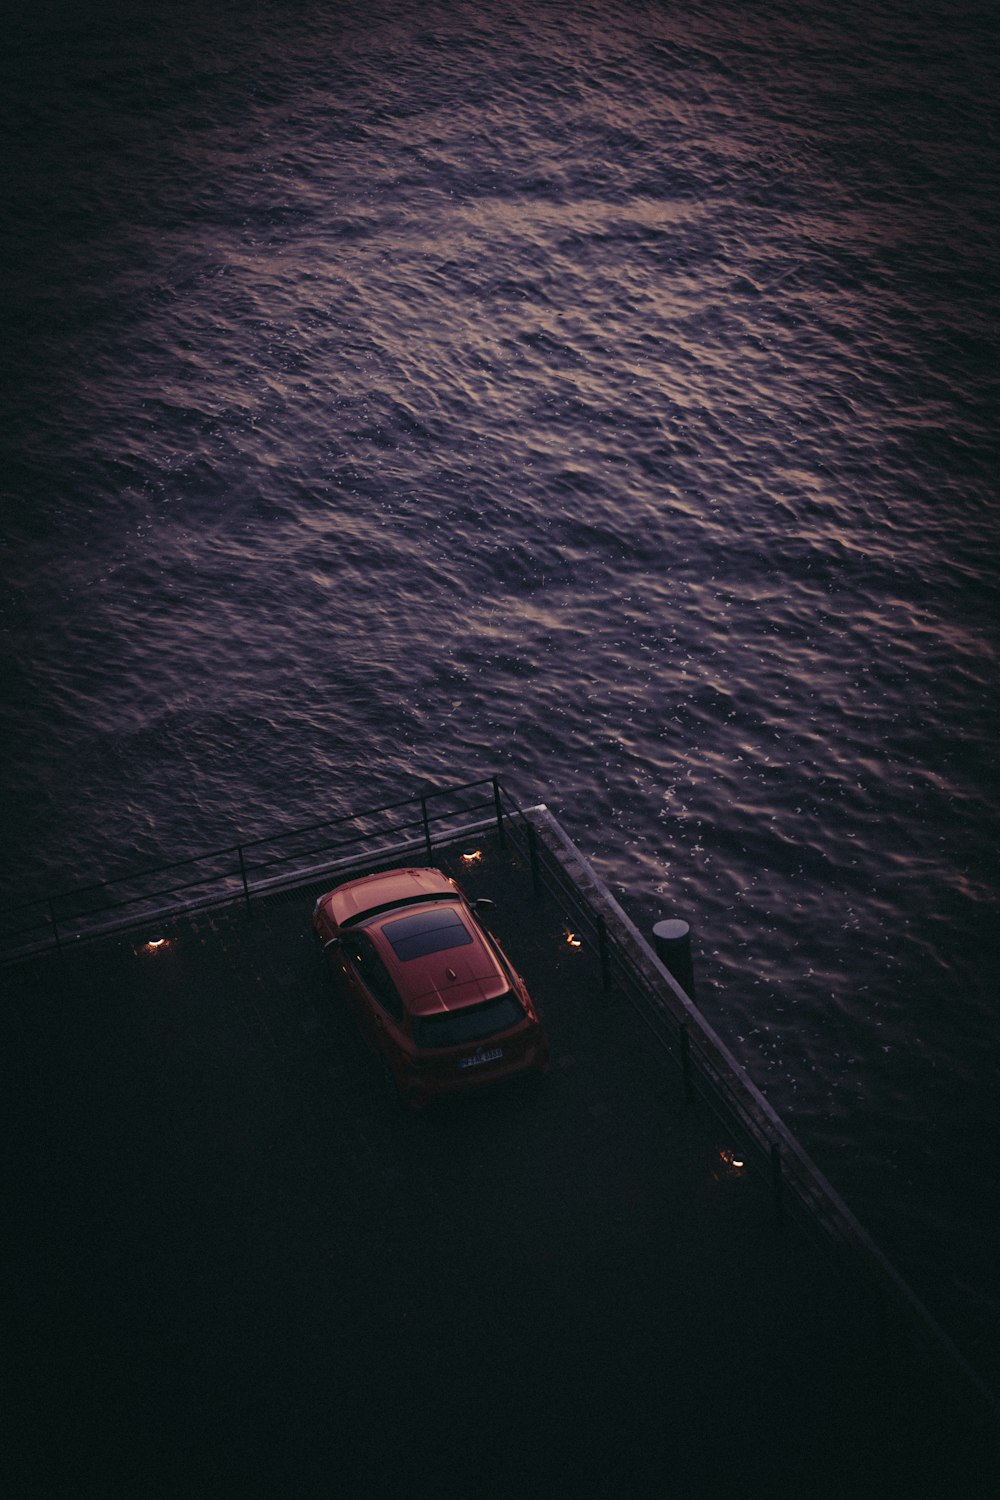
[236,780,497,853]
[8,846,246,913]
[51,873,246,925]
[240,816,431,874]
[1,778,510,960]
[240,799,495,879]
[2,777,503,925]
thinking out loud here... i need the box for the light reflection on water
[1,0,998,1379]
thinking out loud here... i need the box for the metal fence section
[495,796,997,1420]
[0,776,507,962]
[503,800,814,1226]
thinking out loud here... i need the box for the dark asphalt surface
[3,834,997,1498]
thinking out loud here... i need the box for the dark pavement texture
[3,834,997,1498]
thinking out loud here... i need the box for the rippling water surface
[3,0,998,1382]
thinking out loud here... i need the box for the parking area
[3,832,996,1498]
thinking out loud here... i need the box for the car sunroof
[382,906,475,961]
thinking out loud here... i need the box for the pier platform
[3,815,997,1498]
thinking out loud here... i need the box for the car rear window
[412,993,525,1050]
[382,906,474,962]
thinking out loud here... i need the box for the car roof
[368,902,507,1017]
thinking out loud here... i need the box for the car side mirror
[471,898,495,912]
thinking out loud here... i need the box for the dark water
[3,0,998,1383]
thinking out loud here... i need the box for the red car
[312,866,549,1109]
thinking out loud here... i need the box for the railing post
[679,1022,694,1104]
[526,822,542,899]
[771,1142,785,1225]
[421,796,434,865]
[597,915,611,993]
[492,776,507,846]
[237,846,252,915]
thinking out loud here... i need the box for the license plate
[458,1047,503,1071]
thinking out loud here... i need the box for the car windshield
[412,993,525,1050]
[382,906,474,962]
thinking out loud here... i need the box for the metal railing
[0,775,509,961]
[498,798,774,1141]
[497,796,870,1232]
[493,794,998,1419]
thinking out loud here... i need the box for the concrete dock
[3,824,997,1498]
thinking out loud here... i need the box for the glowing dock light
[142,937,170,954]
[565,931,582,948]
[720,1149,746,1176]
[460,850,483,864]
